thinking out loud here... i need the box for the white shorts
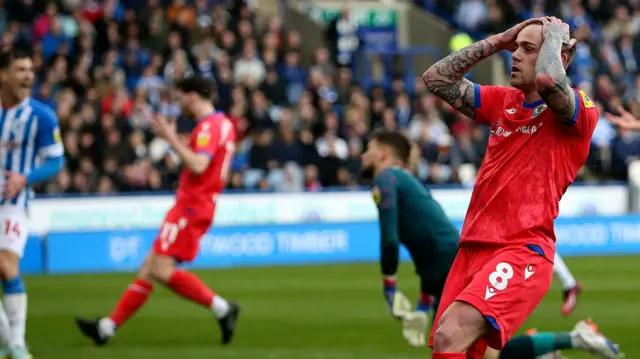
[0,208,28,258]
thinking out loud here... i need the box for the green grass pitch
[25,256,639,359]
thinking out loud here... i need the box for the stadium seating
[415,0,640,182]
[4,0,637,196]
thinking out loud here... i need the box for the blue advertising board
[22,236,43,274]
[45,222,412,274]
[41,215,640,274]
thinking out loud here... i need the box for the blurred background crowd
[1,0,638,195]
[416,0,640,182]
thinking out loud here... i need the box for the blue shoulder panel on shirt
[563,90,580,127]
[474,83,481,109]
[30,99,59,126]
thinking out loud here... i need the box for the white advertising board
[28,185,628,235]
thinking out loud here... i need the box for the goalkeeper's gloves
[383,276,397,315]
[390,291,428,347]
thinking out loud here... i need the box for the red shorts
[428,244,553,358]
[152,205,213,262]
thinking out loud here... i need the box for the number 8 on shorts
[488,262,514,291]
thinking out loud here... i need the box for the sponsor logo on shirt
[53,128,61,143]
[196,130,211,147]
[515,122,543,135]
[490,119,543,137]
[579,90,594,108]
[490,121,511,137]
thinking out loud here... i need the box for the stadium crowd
[417,0,640,182]
[2,0,638,195]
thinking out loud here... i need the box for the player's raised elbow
[53,156,64,172]
[190,154,211,175]
[422,66,438,89]
[47,156,64,175]
[190,162,208,175]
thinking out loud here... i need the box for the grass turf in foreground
[26,256,639,358]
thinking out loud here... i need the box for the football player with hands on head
[422,15,622,359]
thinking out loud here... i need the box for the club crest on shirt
[53,128,61,143]
[196,130,211,147]
[371,185,381,205]
[579,90,594,108]
[531,104,548,118]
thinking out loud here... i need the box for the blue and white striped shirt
[0,98,64,208]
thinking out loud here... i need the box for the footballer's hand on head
[605,106,640,131]
[540,17,573,48]
[496,17,545,51]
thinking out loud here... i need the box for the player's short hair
[370,131,412,165]
[0,47,32,70]
[175,75,217,101]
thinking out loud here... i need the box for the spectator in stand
[8,0,640,197]
[416,0,640,182]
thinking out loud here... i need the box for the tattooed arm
[422,37,501,119]
[535,20,576,124]
[422,18,539,119]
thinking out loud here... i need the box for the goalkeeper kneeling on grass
[360,131,459,346]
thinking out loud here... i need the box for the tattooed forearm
[535,31,576,123]
[422,36,501,119]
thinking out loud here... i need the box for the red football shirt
[461,84,598,261]
[175,112,236,213]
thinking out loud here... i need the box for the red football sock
[167,269,215,307]
[108,278,153,327]
[432,353,467,359]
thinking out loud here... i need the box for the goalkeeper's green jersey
[372,167,459,287]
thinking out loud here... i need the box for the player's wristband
[382,275,397,290]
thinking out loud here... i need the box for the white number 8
[488,262,514,291]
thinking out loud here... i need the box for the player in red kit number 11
[75,76,240,347]
[422,17,612,359]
